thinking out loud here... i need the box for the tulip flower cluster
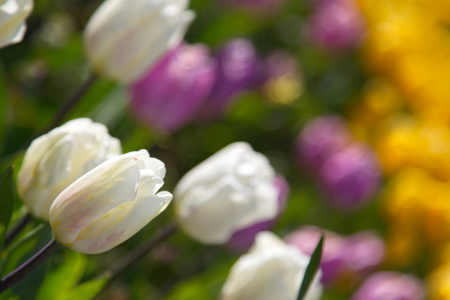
[295,115,380,210]
[285,226,385,286]
[346,0,450,296]
[128,38,302,132]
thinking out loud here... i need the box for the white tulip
[84,0,195,84]
[174,142,278,244]
[49,150,172,254]
[221,231,323,300]
[0,0,33,48]
[17,118,121,220]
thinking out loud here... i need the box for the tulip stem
[2,213,33,250]
[104,222,177,278]
[0,238,61,294]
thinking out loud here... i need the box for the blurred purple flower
[227,175,290,252]
[285,227,385,285]
[351,272,426,300]
[318,143,380,210]
[307,0,365,52]
[129,43,216,132]
[295,115,352,171]
[343,231,385,276]
[285,226,347,284]
[198,39,263,120]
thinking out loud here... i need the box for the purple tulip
[351,272,426,300]
[198,39,263,120]
[129,43,216,132]
[318,143,380,210]
[285,226,347,284]
[307,0,365,52]
[342,231,385,276]
[227,175,290,252]
[295,115,352,172]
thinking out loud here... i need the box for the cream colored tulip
[49,150,172,254]
[221,231,323,300]
[174,142,278,244]
[84,0,195,84]
[17,118,121,220]
[0,0,33,48]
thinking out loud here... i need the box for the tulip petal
[70,191,172,254]
[50,155,141,244]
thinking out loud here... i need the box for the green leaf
[56,276,109,300]
[0,166,15,250]
[36,250,87,300]
[0,223,53,300]
[297,234,324,300]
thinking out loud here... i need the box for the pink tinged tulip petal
[49,150,172,254]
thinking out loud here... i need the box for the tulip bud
[295,115,352,171]
[220,231,323,300]
[198,39,263,120]
[318,143,380,210]
[227,175,289,252]
[285,226,347,285]
[351,272,425,300]
[49,150,172,254]
[0,0,34,48]
[174,142,278,244]
[129,43,216,132]
[17,118,121,220]
[84,0,195,84]
[307,0,365,53]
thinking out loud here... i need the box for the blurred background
[1,0,450,299]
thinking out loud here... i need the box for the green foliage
[55,276,109,300]
[0,166,15,250]
[37,250,87,300]
[298,234,324,300]
[0,223,53,299]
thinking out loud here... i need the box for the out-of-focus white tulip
[174,142,278,244]
[0,0,34,48]
[49,150,172,254]
[221,231,323,300]
[17,118,121,220]
[84,0,195,84]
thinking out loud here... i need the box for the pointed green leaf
[0,166,15,250]
[297,234,324,300]
[56,276,109,300]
